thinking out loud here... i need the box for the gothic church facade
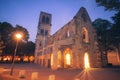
[34,7,102,70]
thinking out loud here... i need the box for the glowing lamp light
[29,56,34,62]
[10,33,23,76]
[16,33,22,39]
[84,53,90,69]
[23,56,29,62]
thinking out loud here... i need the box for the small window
[66,29,70,38]
[40,29,44,36]
[40,29,48,36]
[39,41,42,47]
[46,17,49,24]
[42,16,45,23]
[67,30,70,37]
[45,30,48,35]
[82,27,89,43]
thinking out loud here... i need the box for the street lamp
[10,33,22,76]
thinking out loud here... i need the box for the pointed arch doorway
[64,48,72,68]
[84,52,90,69]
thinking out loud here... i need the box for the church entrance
[64,48,72,68]
[84,52,90,69]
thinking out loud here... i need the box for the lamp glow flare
[16,34,22,39]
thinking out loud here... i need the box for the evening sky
[0,0,115,42]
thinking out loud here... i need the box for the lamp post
[10,33,22,76]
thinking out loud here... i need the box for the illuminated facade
[34,7,102,70]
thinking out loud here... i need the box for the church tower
[34,12,52,64]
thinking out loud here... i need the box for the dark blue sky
[0,0,115,42]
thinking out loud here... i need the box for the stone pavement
[0,63,120,80]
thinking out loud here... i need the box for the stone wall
[35,7,103,70]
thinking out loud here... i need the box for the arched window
[82,27,89,43]
[42,16,45,23]
[67,30,70,37]
[40,29,44,36]
[46,17,49,24]
[39,41,42,47]
[65,29,70,38]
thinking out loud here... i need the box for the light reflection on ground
[0,64,120,80]
[75,69,95,80]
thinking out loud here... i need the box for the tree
[15,41,35,56]
[11,25,29,42]
[0,34,5,55]
[23,41,35,56]
[0,22,14,55]
[0,22,14,43]
[110,25,120,61]
[0,22,30,56]
[92,18,112,66]
[96,0,120,11]
[10,25,30,56]
[110,11,120,61]
[96,0,120,66]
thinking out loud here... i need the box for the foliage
[112,11,120,24]
[11,25,29,42]
[96,0,120,61]
[23,41,35,56]
[15,41,35,56]
[0,34,5,55]
[0,22,32,56]
[0,22,14,43]
[0,22,14,55]
[93,18,112,50]
[92,18,112,65]
[96,0,120,11]
[110,11,120,54]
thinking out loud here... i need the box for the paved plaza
[0,63,120,80]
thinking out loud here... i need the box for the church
[34,7,103,70]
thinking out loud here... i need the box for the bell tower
[38,11,52,36]
[34,12,52,64]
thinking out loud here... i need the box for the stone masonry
[34,7,103,70]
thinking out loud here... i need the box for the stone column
[73,36,80,68]
[51,42,58,70]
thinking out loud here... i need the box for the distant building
[107,51,120,66]
[34,7,103,70]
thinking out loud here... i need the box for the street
[0,63,120,80]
